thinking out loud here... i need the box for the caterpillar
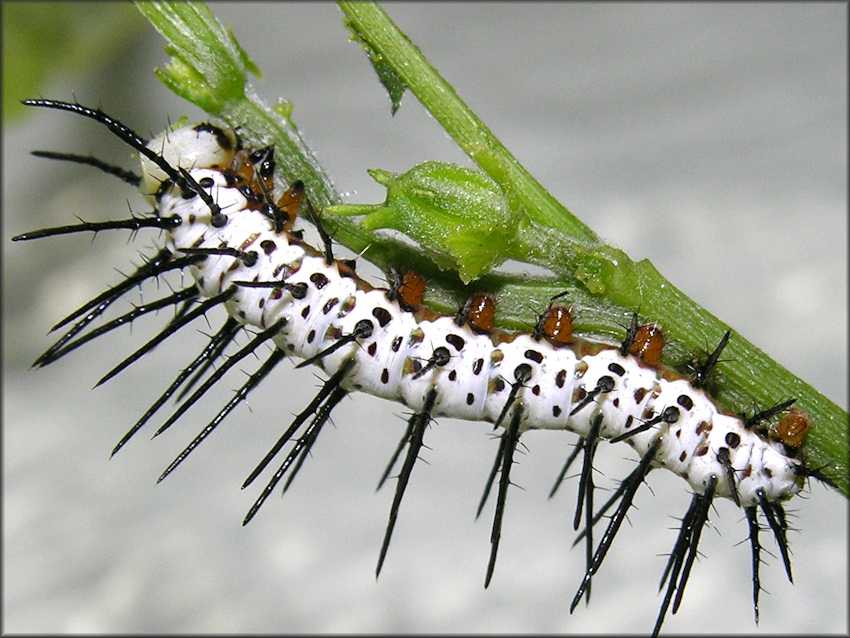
[11,99,827,635]
[8,6,847,634]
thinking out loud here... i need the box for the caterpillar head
[140,122,239,197]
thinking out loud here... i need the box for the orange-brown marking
[397,271,426,310]
[773,407,811,448]
[629,322,664,367]
[539,305,573,348]
[459,292,496,334]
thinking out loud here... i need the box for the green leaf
[349,30,407,114]
[137,1,258,111]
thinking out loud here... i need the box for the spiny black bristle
[547,436,584,499]
[376,388,436,578]
[570,440,659,613]
[152,318,286,442]
[242,360,355,492]
[12,214,179,242]
[484,404,522,589]
[652,476,717,637]
[158,347,286,483]
[95,287,236,387]
[112,317,243,457]
[30,149,141,186]
[242,364,353,526]
[36,287,197,367]
[690,329,731,389]
[295,319,374,369]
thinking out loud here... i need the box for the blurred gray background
[4,3,846,633]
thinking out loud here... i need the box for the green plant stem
[338,1,597,244]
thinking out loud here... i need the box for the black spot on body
[249,147,275,177]
[372,306,392,327]
[353,319,374,340]
[524,349,544,364]
[725,432,741,448]
[677,394,694,410]
[662,406,681,423]
[598,376,615,393]
[556,370,567,388]
[310,272,329,288]
[608,362,626,376]
[155,179,173,200]
[445,334,466,351]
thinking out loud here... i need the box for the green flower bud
[328,161,521,283]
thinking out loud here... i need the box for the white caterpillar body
[15,103,816,636]
[157,131,802,510]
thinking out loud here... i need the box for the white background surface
[4,3,847,634]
